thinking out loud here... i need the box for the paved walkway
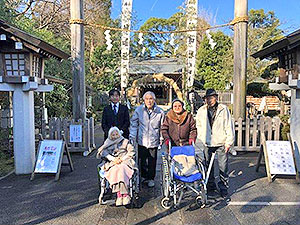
[0,128,300,225]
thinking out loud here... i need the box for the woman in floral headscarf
[97,127,136,206]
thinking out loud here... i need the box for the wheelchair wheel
[161,197,173,209]
[196,196,206,208]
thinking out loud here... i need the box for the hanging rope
[70,16,248,33]
[229,16,249,25]
[70,19,232,34]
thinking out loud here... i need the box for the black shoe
[220,190,228,198]
[207,185,218,192]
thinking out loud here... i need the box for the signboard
[266,141,296,175]
[31,140,73,181]
[34,140,64,173]
[70,124,82,143]
[256,133,299,182]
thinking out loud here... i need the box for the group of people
[97,88,235,206]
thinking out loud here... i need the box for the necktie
[113,104,117,115]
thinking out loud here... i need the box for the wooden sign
[31,140,73,181]
[256,133,299,182]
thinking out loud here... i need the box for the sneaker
[116,197,123,206]
[147,180,155,188]
[122,195,131,205]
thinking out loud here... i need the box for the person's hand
[113,158,122,165]
[189,138,195,145]
[165,139,170,147]
[129,137,135,145]
[225,144,231,153]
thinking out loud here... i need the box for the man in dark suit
[102,89,130,140]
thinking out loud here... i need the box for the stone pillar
[13,88,35,174]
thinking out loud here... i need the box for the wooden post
[169,85,172,104]
[233,0,248,120]
[70,0,86,121]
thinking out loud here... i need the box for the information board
[266,141,296,175]
[34,140,64,173]
[70,124,82,143]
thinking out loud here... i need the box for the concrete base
[290,89,300,170]
[13,88,35,174]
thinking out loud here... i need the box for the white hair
[108,127,123,140]
[143,91,156,100]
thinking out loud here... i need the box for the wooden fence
[0,108,13,128]
[233,116,281,151]
[41,117,96,153]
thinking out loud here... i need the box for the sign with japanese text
[266,141,296,175]
[120,0,133,90]
[34,140,64,173]
[70,124,82,143]
[186,0,198,88]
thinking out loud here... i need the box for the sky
[111,0,300,34]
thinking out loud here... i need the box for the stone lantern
[0,20,69,174]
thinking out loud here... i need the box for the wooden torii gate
[69,0,248,120]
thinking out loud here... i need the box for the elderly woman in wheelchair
[96,127,137,206]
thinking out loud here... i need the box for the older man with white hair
[129,91,165,188]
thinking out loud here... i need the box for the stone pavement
[1,127,300,225]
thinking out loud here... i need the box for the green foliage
[87,43,120,91]
[279,114,290,141]
[196,31,233,90]
[86,18,121,91]
[0,128,13,176]
[45,83,71,118]
[131,12,185,58]
[247,82,279,97]
[247,9,283,82]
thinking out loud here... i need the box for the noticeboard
[70,124,82,143]
[256,133,299,182]
[31,140,73,181]
[34,140,64,173]
[266,141,296,175]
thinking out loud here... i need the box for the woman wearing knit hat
[161,99,197,149]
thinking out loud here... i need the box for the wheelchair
[97,140,140,206]
[97,164,139,206]
[160,144,208,209]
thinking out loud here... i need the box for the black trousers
[138,145,158,180]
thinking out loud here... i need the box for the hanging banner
[120,0,133,90]
[186,0,198,88]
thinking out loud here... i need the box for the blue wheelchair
[161,144,209,209]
